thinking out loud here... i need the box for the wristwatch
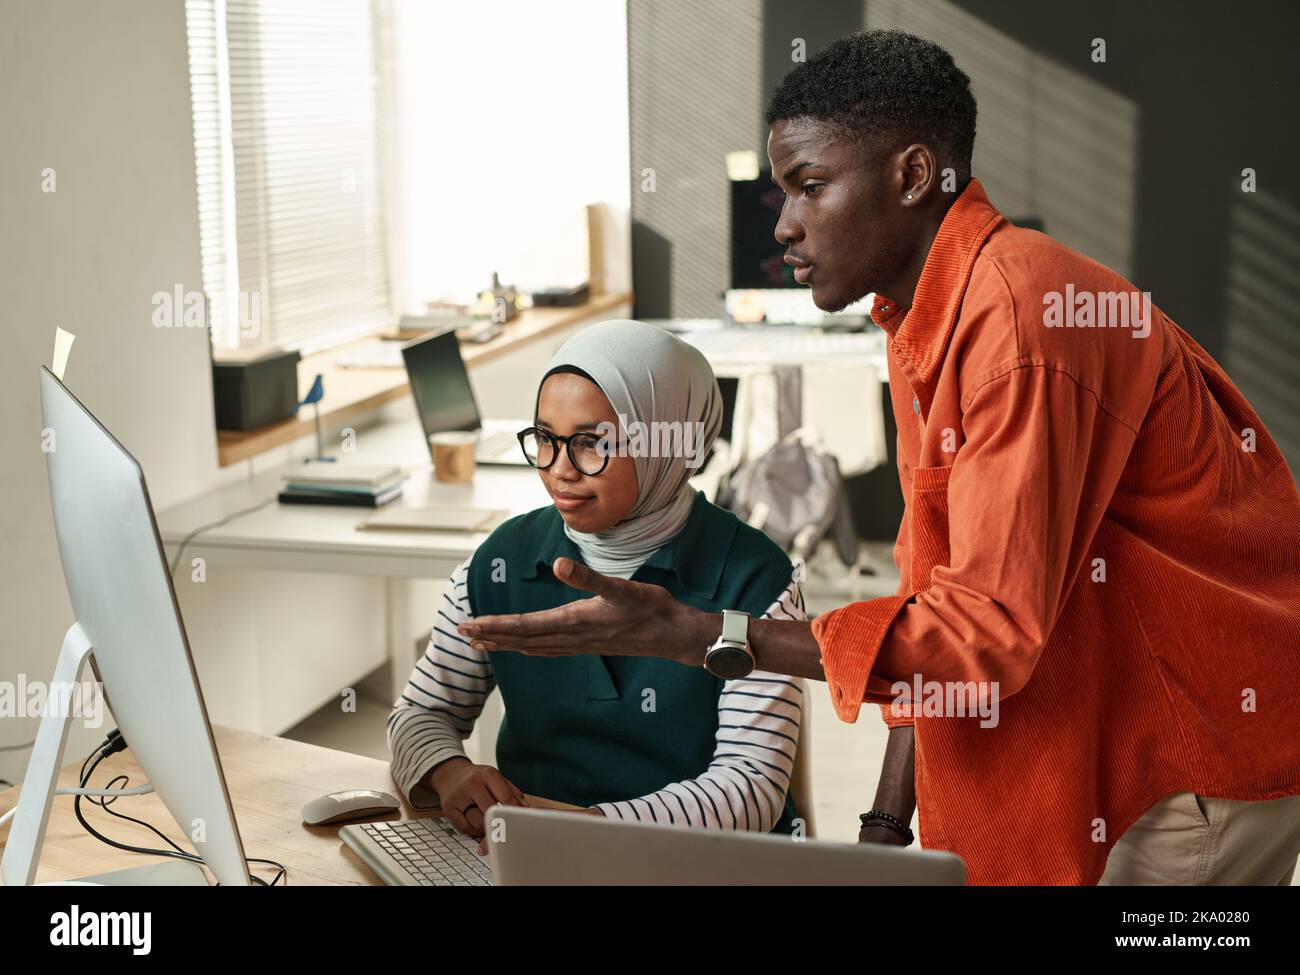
[703,609,754,679]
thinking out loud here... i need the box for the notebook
[280,483,404,508]
[283,462,406,490]
[356,506,509,533]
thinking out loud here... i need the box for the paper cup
[430,431,478,483]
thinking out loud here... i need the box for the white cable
[0,783,155,828]
[58,784,155,797]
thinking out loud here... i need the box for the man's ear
[897,143,939,207]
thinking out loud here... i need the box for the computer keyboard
[339,817,494,886]
[477,429,517,458]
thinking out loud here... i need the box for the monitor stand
[1,623,209,887]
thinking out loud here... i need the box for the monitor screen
[401,330,482,436]
[730,168,797,289]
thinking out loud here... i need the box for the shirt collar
[521,490,733,600]
[870,177,1005,386]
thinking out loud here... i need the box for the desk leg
[385,577,415,704]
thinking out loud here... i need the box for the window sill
[214,290,632,467]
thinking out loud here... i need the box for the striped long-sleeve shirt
[387,556,805,831]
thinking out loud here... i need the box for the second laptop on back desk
[401,329,530,468]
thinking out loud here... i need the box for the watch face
[705,644,754,679]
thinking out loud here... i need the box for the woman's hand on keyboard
[430,758,527,839]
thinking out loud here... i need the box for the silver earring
[906,193,913,200]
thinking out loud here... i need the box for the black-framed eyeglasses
[517,426,613,476]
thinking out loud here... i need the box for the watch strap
[720,609,750,643]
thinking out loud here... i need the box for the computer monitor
[730,167,797,290]
[2,368,251,886]
[401,329,483,436]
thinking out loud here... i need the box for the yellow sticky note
[726,150,760,182]
[53,327,75,380]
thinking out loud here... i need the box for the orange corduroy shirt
[811,178,1300,885]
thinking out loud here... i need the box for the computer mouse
[302,789,401,826]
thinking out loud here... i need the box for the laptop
[400,329,531,466]
[487,807,966,885]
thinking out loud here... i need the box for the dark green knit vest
[466,490,799,833]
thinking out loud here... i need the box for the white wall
[0,0,223,781]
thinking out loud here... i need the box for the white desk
[158,422,549,579]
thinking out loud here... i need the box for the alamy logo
[49,906,151,955]
[1042,284,1152,338]
[890,674,1000,728]
[595,416,709,469]
[0,676,104,728]
[151,284,261,340]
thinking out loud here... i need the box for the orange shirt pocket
[908,464,953,592]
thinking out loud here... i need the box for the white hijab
[535,320,723,579]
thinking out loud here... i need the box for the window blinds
[186,0,392,352]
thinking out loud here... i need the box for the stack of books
[279,463,407,507]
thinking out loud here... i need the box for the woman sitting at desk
[387,319,804,837]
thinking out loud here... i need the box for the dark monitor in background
[717,375,739,445]
[401,329,483,435]
[730,168,797,290]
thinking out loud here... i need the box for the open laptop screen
[402,330,482,436]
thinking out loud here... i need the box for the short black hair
[765,30,977,182]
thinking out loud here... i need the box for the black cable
[87,767,190,856]
[168,496,278,578]
[80,727,126,784]
[249,858,286,886]
[74,749,205,866]
[74,732,287,885]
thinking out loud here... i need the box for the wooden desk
[0,725,577,886]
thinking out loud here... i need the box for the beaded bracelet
[859,809,915,846]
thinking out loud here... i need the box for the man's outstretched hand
[457,556,708,665]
